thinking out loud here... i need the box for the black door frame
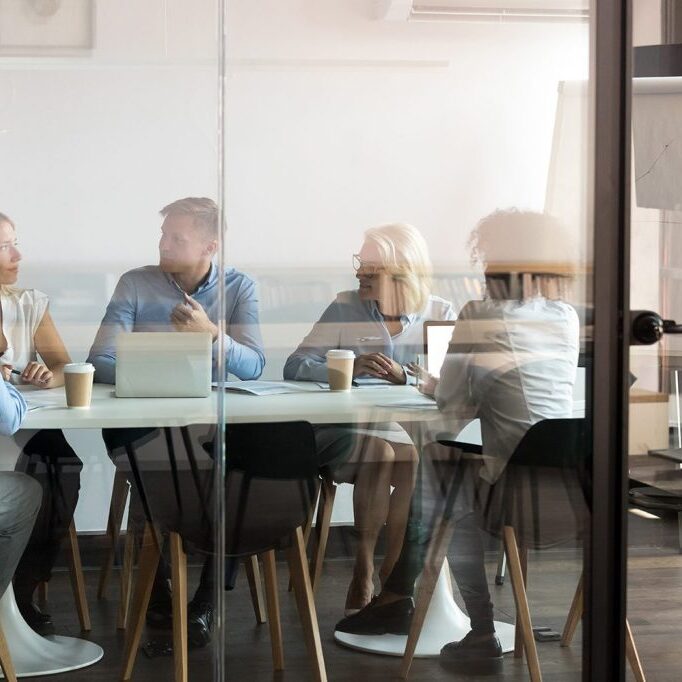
[587,0,631,678]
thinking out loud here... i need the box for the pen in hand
[3,366,50,385]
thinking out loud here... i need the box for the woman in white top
[0,212,79,636]
[284,223,455,614]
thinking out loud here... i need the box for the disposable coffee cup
[64,363,95,408]
[326,349,355,392]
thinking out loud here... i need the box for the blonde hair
[364,223,432,314]
[0,213,17,295]
[160,197,219,238]
[468,209,576,301]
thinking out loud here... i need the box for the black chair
[100,427,268,631]
[398,418,645,682]
[119,421,327,682]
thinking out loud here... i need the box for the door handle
[630,310,682,345]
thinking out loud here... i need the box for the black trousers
[14,429,82,588]
[383,457,496,634]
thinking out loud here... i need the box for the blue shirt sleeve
[0,380,27,435]
[221,278,265,381]
[87,275,137,384]
[283,301,343,383]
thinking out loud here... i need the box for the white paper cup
[326,349,355,391]
[64,363,95,408]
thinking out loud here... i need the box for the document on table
[215,381,324,396]
[375,396,438,409]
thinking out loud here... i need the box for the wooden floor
[24,512,682,682]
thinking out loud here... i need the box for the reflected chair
[119,421,327,682]
[399,418,645,682]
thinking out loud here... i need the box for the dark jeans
[14,429,82,590]
[383,457,496,634]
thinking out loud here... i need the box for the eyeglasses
[352,254,383,274]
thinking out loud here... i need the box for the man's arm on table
[220,277,265,380]
[87,275,137,384]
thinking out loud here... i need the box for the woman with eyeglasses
[284,223,454,615]
[0,211,81,636]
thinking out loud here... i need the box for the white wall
[0,0,590,530]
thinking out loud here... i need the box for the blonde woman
[284,223,454,615]
[0,212,80,636]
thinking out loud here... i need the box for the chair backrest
[511,418,589,469]
[494,418,589,550]
[124,422,319,558]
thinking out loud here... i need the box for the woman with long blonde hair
[285,222,454,616]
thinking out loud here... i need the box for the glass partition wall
[0,0,647,680]
[0,1,224,681]
[222,1,596,680]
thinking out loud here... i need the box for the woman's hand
[0,365,12,382]
[407,362,438,396]
[354,353,406,384]
[20,361,53,388]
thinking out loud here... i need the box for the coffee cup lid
[326,349,355,360]
[64,362,95,374]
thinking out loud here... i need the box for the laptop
[115,332,212,398]
[423,321,456,377]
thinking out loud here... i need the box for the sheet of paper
[215,380,323,396]
[375,397,438,409]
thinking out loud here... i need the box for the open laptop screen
[423,321,456,378]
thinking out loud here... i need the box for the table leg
[334,560,515,657]
[0,584,102,677]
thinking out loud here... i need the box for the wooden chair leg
[0,622,17,682]
[262,550,284,671]
[67,520,91,631]
[37,581,48,605]
[625,619,646,682]
[117,521,136,630]
[309,478,336,593]
[244,555,267,625]
[503,526,542,682]
[513,546,528,658]
[120,524,162,682]
[561,573,583,647]
[98,474,130,599]
[289,489,318,593]
[170,533,188,682]
[399,514,457,679]
[288,526,327,682]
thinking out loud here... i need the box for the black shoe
[440,631,503,675]
[188,600,214,648]
[146,586,173,630]
[335,597,414,635]
[17,600,55,637]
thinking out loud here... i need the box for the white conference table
[2,382,508,677]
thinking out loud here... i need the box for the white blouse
[0,288,49,384]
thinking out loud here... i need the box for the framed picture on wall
[0,0,94,55]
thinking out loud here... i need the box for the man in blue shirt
[87,197,265,647]
[88,197,265,382]
[0,374,42,614]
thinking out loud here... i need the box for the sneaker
[439,631,503,675]
[335,597,414,635]
[188,600,214,648]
